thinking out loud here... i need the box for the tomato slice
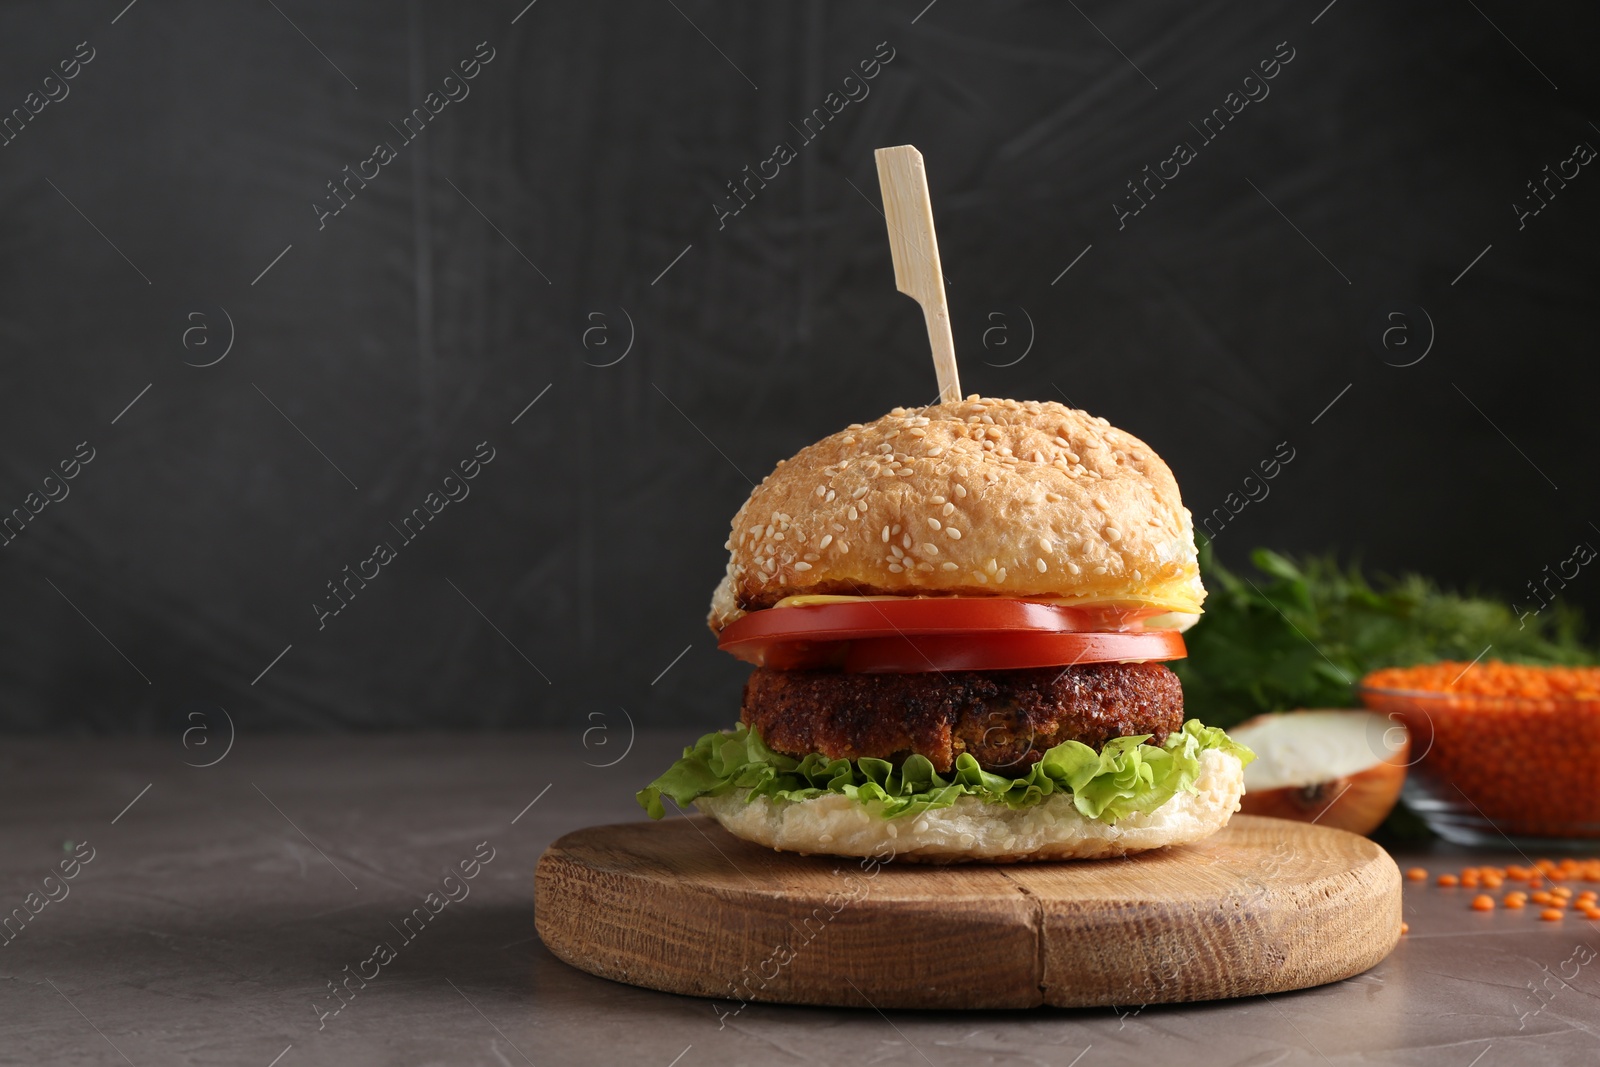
[721,598,1156,645]
[718,600,1186,673]
[844,630,1184,673]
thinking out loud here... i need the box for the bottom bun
[695,748,1246,863]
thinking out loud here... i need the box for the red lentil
[1365,663,1600,699]
[1402,857,1600,919]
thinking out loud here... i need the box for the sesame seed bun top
[708,396,1205,632]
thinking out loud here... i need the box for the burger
[638,396,1252,862]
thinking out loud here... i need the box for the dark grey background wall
[1,0,1596,734]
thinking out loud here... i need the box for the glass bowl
[1357,684,1600,847]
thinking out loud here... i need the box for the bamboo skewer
[874,145,961,404]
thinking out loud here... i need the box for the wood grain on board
[535,814,1402,1009]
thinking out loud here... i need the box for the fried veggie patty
[740,662,1184,774]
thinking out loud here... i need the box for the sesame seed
[974,572,988,583]
[954,485,967,498]
[891,545,904,559]
[852,486,869,499]
[892,525,902,535]
[917,562,935,572]
[824,489,836,503]
[1104,527,1121,542]
[897,468,914,476]
[921,543,939,556]
[927,447,944,457]
[847,507,859,520]
[888,564,904,574]
[931,495,946,504]
[773,532,785,541]
[902,533,912,549]
[793,561,811,571]
[839,542,849,554]
[1038,538,1053,553]
[985,559,998,574]
[946,528,961,539]
[1035,558,1048,573]
[819,535,833,549]
[882,526,890,542]
[815,486,827,498]
[941,562,959,571]
[803,552,820,562]
[927,518,941,531]
[995,568,1007,583]
[908,428,926,437]
[831,523,845,532]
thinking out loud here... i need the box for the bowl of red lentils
[1358,662,1600,846]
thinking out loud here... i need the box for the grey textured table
[2,733,1595,1065]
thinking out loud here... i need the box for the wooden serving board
[535,814,1401,1009]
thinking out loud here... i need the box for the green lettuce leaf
[637,719,1252,824]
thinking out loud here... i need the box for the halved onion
[1230,709,1409,836]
